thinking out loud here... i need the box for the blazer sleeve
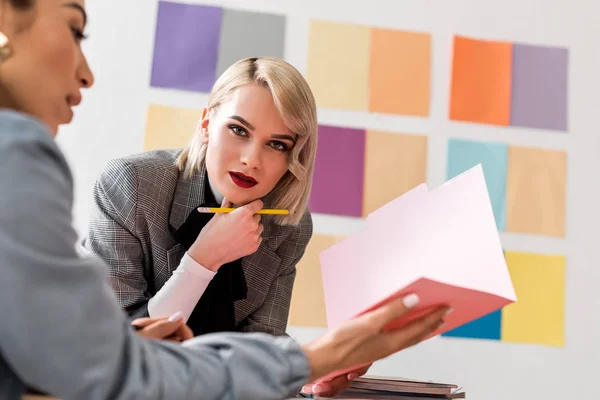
[83,158,150,318]
[239,211,313,335]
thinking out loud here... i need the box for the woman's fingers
[131,317,163,329]
[139,319,184,340]
[176,323,194,341]
[382,306,450,353]
[347,364,371,381]
[312,373,349,397]
[135,312,187,340]
[221,197,232,209]
[364,294,420,330]
[163,323,193,343]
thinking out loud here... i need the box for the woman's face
[0,0,94,135]
[201,84,297,206]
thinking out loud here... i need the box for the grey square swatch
[216,9,286,76]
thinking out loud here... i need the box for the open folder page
[317,164,516,381]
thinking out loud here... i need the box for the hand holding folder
[317,165,517,381]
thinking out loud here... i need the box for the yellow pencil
[197,207,289,215]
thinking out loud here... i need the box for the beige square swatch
[306,20,371,111]
[506,146,567,237]
[289,234,346,328]
[363,131,427,216]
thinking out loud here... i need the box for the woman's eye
[230,125,248,136]
[269,141,289,152]
[71,27,87,42]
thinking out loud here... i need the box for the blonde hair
[176,57,318,225]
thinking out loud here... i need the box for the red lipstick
[229,171,258,189]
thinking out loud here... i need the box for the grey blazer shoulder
[84,148,313,335]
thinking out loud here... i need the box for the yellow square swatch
[289,234,346,328]
[369,28,431,116]
[362,131,427,216]
[501,251,566,347]
[144,104,201,151]
[506,146,567,237]
[306,20,371,111]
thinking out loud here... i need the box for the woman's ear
[199,107,210,144]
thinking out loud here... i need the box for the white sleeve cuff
[148,252,216,321]
[181,252,217,279]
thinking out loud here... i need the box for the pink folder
[317,165,516,381]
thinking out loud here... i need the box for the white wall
[59,0,600,398]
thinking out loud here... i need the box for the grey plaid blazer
[83,149,312,335]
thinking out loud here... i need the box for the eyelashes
[269,141,288,151]
[71,27,88,42]
[228,124,291,152]
[230,125,247,137]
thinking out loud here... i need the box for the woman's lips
[229,171,258,188]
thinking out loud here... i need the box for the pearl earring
[0,31,11,61]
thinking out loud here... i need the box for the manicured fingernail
[402,294,420,309]
[348,373,360,381]
[313,384,326,393]
[445,308,454,316]
[302,385,313,394]
[168,311,183,322]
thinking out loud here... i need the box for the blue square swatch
[442,310,502,340]
[447,139,508,231]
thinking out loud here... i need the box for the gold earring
[0,31,11,61]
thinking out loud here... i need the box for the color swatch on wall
[307,20,431,116]
[144,104,200,151]
[446,138,567,237]
[308,125,428,218]
[443,251,566,347]
[289,237,566,347]
[288,234,347,328]
[150,1,285,93]
[450,35,568,132]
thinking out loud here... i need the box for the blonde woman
[84,57,316,338]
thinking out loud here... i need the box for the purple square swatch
[150,1,222,93]
[308,125,366,217]
[510,43,568,132]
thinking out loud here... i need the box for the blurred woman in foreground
[0,1,449,399]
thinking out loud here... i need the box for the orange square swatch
[369,29,431,116]
[450,36,513,126]
[506,146,567,237]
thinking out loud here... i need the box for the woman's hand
[188,197,264,271]
[301,294,450,385]
[302,364,372,398]
[131,311,194,342]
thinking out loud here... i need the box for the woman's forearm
[148,252,216,321]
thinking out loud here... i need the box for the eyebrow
[271,133,297,144]
[229,115,297,143]
[63,2,87,26]
[229,115,255,131]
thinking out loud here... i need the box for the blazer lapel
[168,164,207,233]
[236,242,281,322]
